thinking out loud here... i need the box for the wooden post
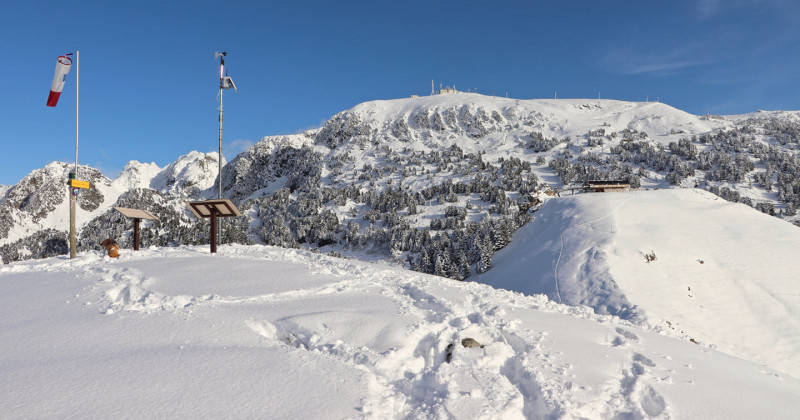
[210,210,218,254]
[133,218,141,251]
[69,182,76,259]
[184,199,241,255]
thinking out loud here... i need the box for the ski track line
[553,192,637,304]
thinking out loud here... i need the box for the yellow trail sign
[70,179,90,189]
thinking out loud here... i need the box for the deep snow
[2,230,800,418]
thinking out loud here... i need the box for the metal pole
[69,50,79,259]
[217,55,224,250]
[75,50,79,175]
[218,86,223,199]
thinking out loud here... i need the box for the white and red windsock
[46,55,73,107]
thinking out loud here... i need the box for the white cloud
[223,139,254,160]
[603,44,734,76]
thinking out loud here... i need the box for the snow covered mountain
[1,94,798,269]
[4,93,799,272]
[0,152,221,262]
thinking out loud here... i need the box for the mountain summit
[2,93,800,283]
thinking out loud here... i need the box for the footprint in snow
[640,385,666,417]
[633,353,656,368]
[615,327,639,341]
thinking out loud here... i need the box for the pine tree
[476,233,493,274]
[418,249,433,274]
[434,252,449,277]
[457,250,471,280]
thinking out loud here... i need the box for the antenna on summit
[431,80,434,96]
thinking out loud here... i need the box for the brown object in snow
[100,238,120,258]
[461,338,484,348]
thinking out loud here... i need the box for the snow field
[3,243,800,418]
[607,189,800,376]
[478,188,800,380]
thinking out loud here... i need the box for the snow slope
[476,188,800,379]
[2,245,799,418]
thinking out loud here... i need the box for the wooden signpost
[67,172,89,259]
[114,207,159,250]
[185,199,242,253]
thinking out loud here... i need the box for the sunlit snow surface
[477,189,800,380]
[3,226,800,418]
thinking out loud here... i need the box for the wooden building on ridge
[583,180,631,193]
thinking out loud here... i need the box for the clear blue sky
[2,0,799,186]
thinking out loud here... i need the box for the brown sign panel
[114,207,160,251]
[185,199,242,219]
[114,207,160,221]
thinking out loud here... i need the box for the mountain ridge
[3,93,800,282]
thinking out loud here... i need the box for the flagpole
[69,50,79,259]
[75,50,79,176]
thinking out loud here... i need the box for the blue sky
[2,0,799,186]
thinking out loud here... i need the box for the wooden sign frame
[185,199,242,253]
[115,207,159,251]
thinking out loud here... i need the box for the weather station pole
[215,51,237,248]
[217,52,224,199]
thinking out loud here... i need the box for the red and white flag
[46,54,73,107]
